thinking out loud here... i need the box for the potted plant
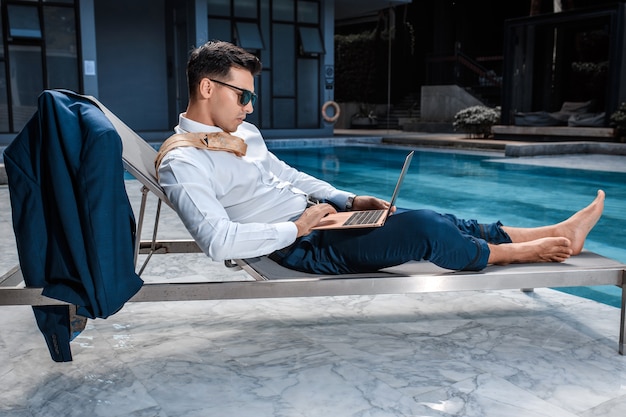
[453,105,501,138]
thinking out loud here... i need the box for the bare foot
[488,237,573,265]
[554,189,604,255]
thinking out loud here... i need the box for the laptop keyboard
[343,209,386,226]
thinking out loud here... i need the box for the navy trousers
[277,209,512,274]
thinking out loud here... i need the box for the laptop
[312,151,414,230]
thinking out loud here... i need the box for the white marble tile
[2,287,626,416]
[581,395,626,417]
[415,373,581,417]
[3,180,626,417]
[0,186,19,272]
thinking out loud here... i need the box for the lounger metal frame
[1,96,625,355]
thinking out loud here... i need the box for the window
[207,0,263,50]
[1,0,80,133]
[208,0,231,16]
[204,0,324,130]
[208,18,232,41]
[0,65,8,132]
[7,4,42,38]
[235,21,264,50]
[297,1,318,24]
[272,23,295,96]
[298,26,324,55]
[234,0,257,18]
[43,6,79,90]
[0,7,6,131]
[273,0,293,21]
[9,45,43,128]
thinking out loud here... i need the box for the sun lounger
[1,91,625,357]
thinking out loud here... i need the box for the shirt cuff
[326,190,355,211]
[274,221,298,248]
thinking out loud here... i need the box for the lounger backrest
[85,96,172,208]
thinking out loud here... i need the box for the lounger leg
[137,197,162,276]
[619,280,626,355]
[133,186,150,266]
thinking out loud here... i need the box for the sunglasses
[210,79,257,107]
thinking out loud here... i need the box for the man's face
[208,67,255,132]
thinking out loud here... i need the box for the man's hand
[294,203,337,237]
[351,195,395,213]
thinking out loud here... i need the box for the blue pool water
[270,144,626,307]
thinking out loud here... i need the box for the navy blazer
[4,90,143,362]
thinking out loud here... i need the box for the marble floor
[1,174,626,417]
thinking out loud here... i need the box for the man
[157,40,604,274]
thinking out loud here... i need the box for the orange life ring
[322,101,340,123]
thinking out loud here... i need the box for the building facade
[1,0,385,143]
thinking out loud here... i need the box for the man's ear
[198,78,212,99]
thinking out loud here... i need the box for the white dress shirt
[157,114,353,261]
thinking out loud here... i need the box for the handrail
[455,50,502,87]
[425,50,503,87]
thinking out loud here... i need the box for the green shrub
[334,31,385,103]
[610,102,626,130]
[453,105,501,138]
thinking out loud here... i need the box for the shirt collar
[177,113,222,134]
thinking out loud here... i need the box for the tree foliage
[334,32,387,103]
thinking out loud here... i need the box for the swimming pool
[270,144,626,307]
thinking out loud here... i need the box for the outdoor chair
[1,90,625,362]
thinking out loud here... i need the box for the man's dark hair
[187,40,262,98]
